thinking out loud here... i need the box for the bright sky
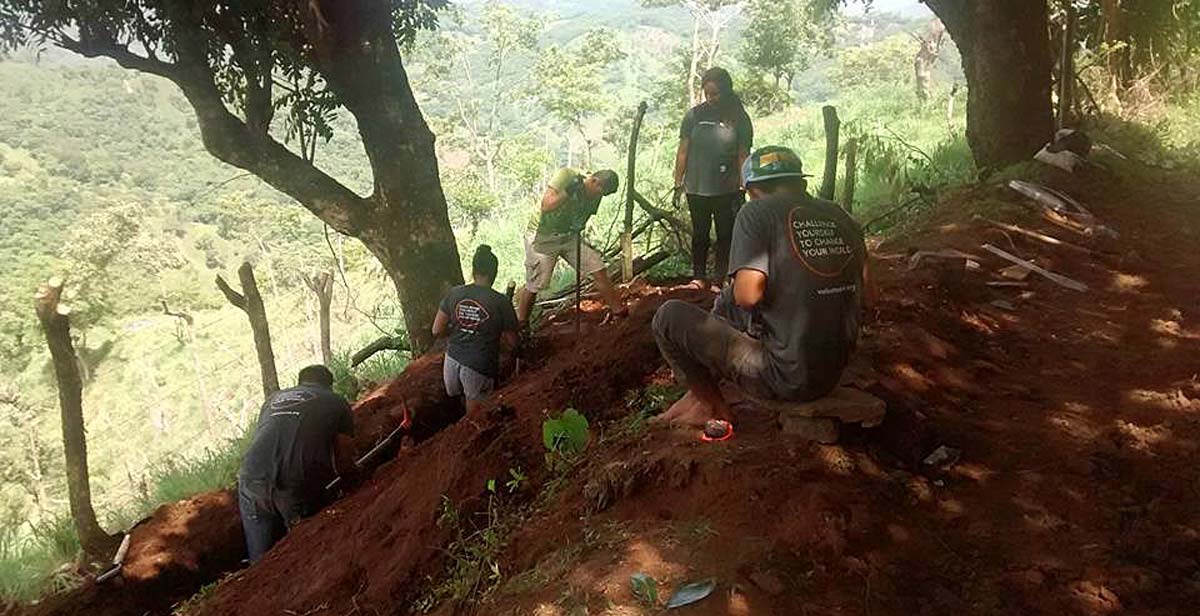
[848,0,932,17]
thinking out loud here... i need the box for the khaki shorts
[524,233,606,293]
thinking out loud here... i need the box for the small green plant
[172,580,218,615]
[418,486,522,612]
[504,467,527,494]
[542,408,589,473]
[630,572,659,607]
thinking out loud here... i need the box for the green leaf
[541,408,590,455]
[630,572,658,606]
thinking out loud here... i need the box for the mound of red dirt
[28,491,242,616]
[23,337,497,616]
[479,164,1200,615]
[186,287,712,615]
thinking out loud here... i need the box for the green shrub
[141,428,252,509]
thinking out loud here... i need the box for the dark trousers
[238,479,316,563]
[652,298,775,400]
[686,193,740,280]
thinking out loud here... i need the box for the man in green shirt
[516,167,627,325]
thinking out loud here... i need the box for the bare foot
[651,391,717,428]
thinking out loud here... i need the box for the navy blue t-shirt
[439,284,519,378]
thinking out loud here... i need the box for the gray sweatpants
[651,298,775,400]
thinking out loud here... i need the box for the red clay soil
[476,163,1200,616]
[27,491,243,616]
[23,159,1200,616]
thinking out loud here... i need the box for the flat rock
[778,416,839,443]
[755,387,887,427]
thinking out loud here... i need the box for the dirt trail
[21,161,1199,616]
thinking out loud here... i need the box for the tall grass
[0,429,253,605]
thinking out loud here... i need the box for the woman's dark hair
[472,245,499,285]
[701,66,746,118]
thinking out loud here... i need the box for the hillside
[17,137,1200,615]
[0,1,951,558]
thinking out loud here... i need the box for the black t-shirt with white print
[238,384,353,499]
[728,192,866,400]
[439,284,519,378]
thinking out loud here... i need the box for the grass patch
[330,346,411,402]
[0,515,83,603]
[139,427,253,510]
[0,429,252,606]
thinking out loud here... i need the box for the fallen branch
[976,216,1096,255]
[863,196,927,232]
[981,244,1088,292]
[351,335,409,368]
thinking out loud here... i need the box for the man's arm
[540,185,567,212]
[733,268,768,309]
[431,309,450,338]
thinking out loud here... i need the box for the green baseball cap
[741,146,811,186]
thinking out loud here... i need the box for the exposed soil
[21,159,1200,616]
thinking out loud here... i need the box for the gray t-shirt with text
[727,193,866,399]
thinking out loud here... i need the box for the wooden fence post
[842,138,859,214]
[34,278,118,559]
[217,262,280,399]
[820,105,841,201]
[623,102,648,282]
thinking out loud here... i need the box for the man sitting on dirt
[515,167,628,326]
[651,146,871,440]
[237,365,354,563]
[433,244,520,414]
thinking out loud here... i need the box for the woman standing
[673,67,754,287]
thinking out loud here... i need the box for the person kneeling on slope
[238,365,355,562]
[516,167,627,327]
[433,245,520,414]
[651,145,874,440]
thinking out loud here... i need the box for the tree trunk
[688,17,702,107]
[1057,4,1078,130]
[311,4,463,353]
[305,272,335,366]
[34,278,118,559]
[925,0,1055,169]
[216,263,280,399]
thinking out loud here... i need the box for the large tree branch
[60,32,369,236]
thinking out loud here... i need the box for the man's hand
[672,185,684,209]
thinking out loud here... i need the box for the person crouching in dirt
[515,168,628,327]
[237,365,355,563]
[432,245,519,414]
[651,146,872,440]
